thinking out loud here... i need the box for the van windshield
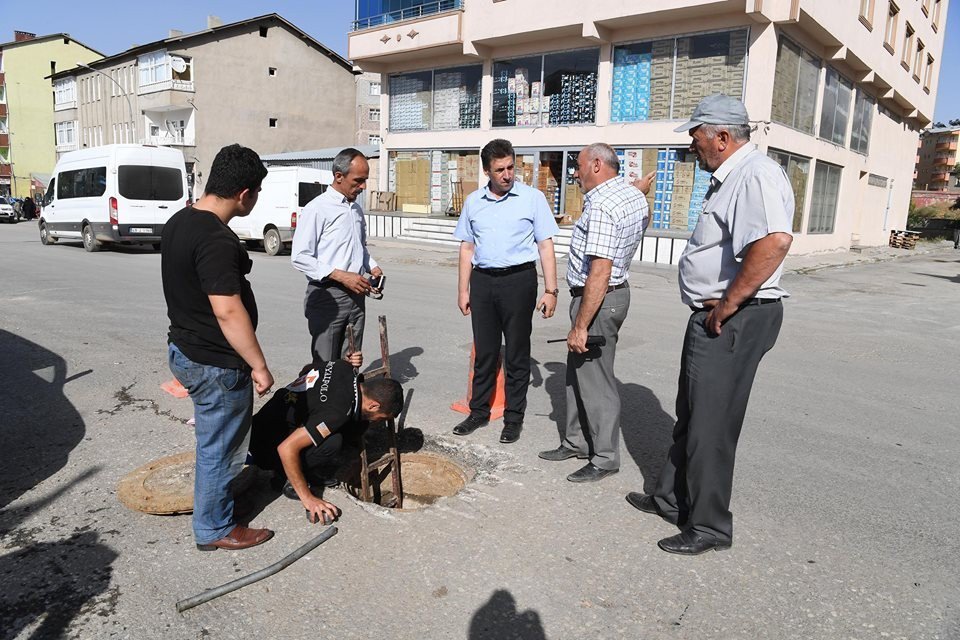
[299,182,327,207]
[118,165,184,201]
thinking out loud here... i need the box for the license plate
[130,227,153,234]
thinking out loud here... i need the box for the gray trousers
[653,302,783,543]
[562,287,630,471]
[304,282,365,362]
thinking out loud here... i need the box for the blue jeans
[168,344,252,544]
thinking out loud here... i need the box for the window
[368,134,381,146]
[57,167,107,199]
[139,50,168,86]
[859,0,875,27]
[389,71,433,131]
[269,118,278,128]
[268,67,277,76]
[369,107,380,122]
[259,26,268,37]
[493,49,599,127]
[771,37,820,134]
[913,40,925,81]
[53,78,76,106]
[921,0,931,16]
[884,2,899,52]
[808,161,842,234]
[298,182,327,207]
[933,0,942,30]
[901,23,914,68]
[819,68,853,146]
[118,165,183,200]
[768,149,810,233]
[370,81,381,96]
[924,54,934,91]
[389,65,482,131]
[54,121,76,147]
[850,88,875,155]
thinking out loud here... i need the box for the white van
[229,166,332,256]
[39,144,188,252]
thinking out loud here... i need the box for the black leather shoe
[657,530,731,555]
[625,492,658,514]
[538,445,588,461]
[453,415,488,436]
[500,421,523,444]
[567,462,618,483]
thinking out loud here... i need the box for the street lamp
[76,61,139,143]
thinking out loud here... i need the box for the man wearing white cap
[625,94,794,555]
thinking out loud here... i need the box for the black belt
[473,262,535,276]
[689,297,781,312]
[569,282,629,298]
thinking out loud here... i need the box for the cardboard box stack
[649,41,675,120]
[651,149,678,229]
[611,50,652,122]
[672,30,748,118]
[641,149,658,215]
[389,74,431,130]
[536,164,560,217]
[394,153,431,210]
[671,160,696,231]
[687,164,713,229]
[547,72,597,125]
[457,153,480,199]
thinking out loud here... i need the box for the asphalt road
[1,220,958,639]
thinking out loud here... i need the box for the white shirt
[291,188,378,282]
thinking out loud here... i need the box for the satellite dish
[170,56,187,73]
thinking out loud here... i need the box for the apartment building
[50,14,358,199]
[0,31,101,198]
[915,125,960,190]
[349,0,948,254]
[357,71,384,146]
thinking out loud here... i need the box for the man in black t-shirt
[248,356,403,525]
[162,144,276,552]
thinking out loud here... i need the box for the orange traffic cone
[451,345,507,420]
[161,378,190,399]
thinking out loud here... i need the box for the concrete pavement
[1,220,958,639]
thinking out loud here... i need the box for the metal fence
[352,0,463,31]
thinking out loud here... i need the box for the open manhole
[340,451,473,511]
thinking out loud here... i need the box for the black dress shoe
[500,421,522,443]
[453,415,488,436]
[567,462,618,483]
[657,530,731,555]
[538,445,588,461]
[625,492,658,514]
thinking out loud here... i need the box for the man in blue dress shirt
[451,139,560,444]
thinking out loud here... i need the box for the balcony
[145,133,194,147]
[0,104,6,118]
[138,79,194,96]
[933,156,953,167]
[935,141,958,152]
[349,1,463,64]
[0,133,7,147]
[931,172,950,182]
[55,142,78,153]
[0,164,10,177]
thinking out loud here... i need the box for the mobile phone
[367,274,384,290]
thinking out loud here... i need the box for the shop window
[771,36,820,135]
[612,30,747,124]
[389,150,480,214]
[850,88,875,155]
[768,149,810,232]
[819,68,853,146]
[808,161,842,234]
[492,49,599,127]
[389,71,433,131]
[432,65,481,130]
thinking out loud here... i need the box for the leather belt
[689,297,781,312]
[473,262,535,276]
[570,282,629,298]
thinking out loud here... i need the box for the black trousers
[468,266,538,423]
[653,301,783,543]
[249,396,344,484]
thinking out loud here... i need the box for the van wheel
[263,228,282,256]
[82,224,101,252]
[39,222,56,245]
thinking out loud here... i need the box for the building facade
[0,31,101,198]
[356,71,383,146]
[50,14,358,199]
[915,125,960,191]
[349,0,948,253]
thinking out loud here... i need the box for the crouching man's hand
[303,495,341,525]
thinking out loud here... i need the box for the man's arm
[536,238,558,319]
[208,294,273,395]
[704,232,793,335]
[291,207,333,281]
[567,257,612,354]
[277,428,340,523]
[457,241,475,316]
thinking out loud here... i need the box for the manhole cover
[341,451,473,511]
[117,451,256,515]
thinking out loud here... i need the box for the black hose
[176,527,338,613]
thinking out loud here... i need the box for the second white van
[39,144,188,252]
[229,166,333,256]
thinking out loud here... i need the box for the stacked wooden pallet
[889,230,920,250]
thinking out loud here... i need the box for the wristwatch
[544,289,559,296]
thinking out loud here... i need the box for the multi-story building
[356,71,383,146]
[349,0,948,254]
[50,14,358,199]
[915,125,960,191]
[0,31,101,198]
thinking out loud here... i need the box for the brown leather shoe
[196,525,274,551]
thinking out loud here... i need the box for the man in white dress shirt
[292,148,382,363]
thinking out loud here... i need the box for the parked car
[0,201,15,223]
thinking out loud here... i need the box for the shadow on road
[468,589,547,640]
[365,346,424,384]
[913,272,960,284]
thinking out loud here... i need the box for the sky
[1,0,957,122]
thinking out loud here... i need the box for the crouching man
[248,355,404,524]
